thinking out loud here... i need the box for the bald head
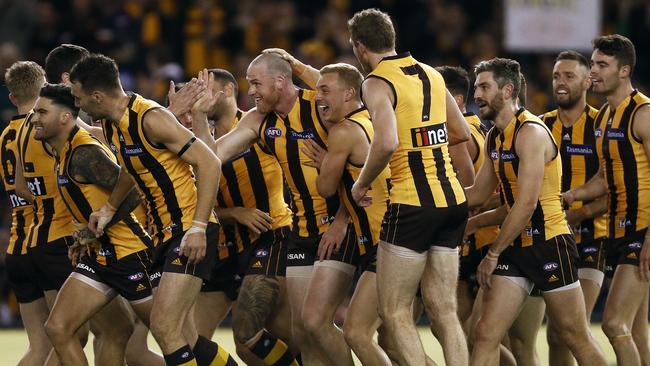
[249,53,292,79]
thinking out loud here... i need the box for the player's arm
[306,123,354,198]
[13,139,33,203]
[448,142,475,187]
[465,143,498,208]
[489,124,547,256]
[213,109,263,162]
[355,78,398,190]
[69,145,141,231]
[631,105,650,280]
[466,205,507,237]
[214,206,273,235]
[563,166,608,205]
[262,48,320,89]
[318,202,350,261]
[445,89,471,145]
[565,196,607,227]
[143,108,221,226]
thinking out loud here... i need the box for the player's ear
[504,83,514,100]
[8,93,18,108]
[619,64,631,79]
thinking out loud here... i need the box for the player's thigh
[345,271,381,331]
[152,272,202,320]
[604,264,649,324]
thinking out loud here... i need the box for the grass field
[0,325,619,365]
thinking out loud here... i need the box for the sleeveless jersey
[487,108,571,247]
[594,90,650,239]
[366,52,465,208]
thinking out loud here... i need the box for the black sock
[249,330,298,366]
[164,345,197,366]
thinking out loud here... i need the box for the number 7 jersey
[366,53,465,208]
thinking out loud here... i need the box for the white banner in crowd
[505,0,602,52]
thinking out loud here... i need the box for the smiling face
[474,71,505,121]
[31,97,66,141]
[246,62,281,114]
[315,72,351,123]
[590,50,624,95]
[552,59,590,109]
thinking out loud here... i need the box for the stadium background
[0,0,648,344]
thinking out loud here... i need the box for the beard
[555,91,582,109]
[478,92,504,121]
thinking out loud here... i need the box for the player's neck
[107,91,131,123]
[558,99,587,128]
[212,103,237,138]
[494,102,519,131]
[607,80,634,109]
[48,124,75,155]
[17,100,36,115]
[368,50,398,71]
[275,87,299,118]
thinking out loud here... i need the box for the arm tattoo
[69,146,141,229]
[232,275,280,343]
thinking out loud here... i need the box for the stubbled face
[70,82,107,120]
[552,59,589,109]
[246,63,281,114]
[350,38,371,73]
[315,73,350,123]
[31,97,65,141]
[474,71,504,121]
[590,50,623,95]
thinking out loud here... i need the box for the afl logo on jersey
[594,128,602,138]
[490,150,499,160]
[265,127,282,138]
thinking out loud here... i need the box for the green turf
[0,325,618,365]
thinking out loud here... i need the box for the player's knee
[473,319,500,347]
[301,307,328,336]
[602,317,629,339]
[546,325,564,347]
[343,321,371,350]
[44,316,73,343]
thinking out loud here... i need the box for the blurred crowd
[0,0,648,326]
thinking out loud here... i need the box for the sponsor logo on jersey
[123,144,144,156]
[289,129,315,140]
[410,123,448,147]
[565,144,594,156]
[606,128,625,140]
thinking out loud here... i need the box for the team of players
[1,8,649,366]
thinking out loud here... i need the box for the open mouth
[318,104,330,113]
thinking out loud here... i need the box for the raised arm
[262,48,320,89]
[213,109,264,162]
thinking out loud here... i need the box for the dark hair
[592,34,636,74]
[474,58,521,99]
[435,66,470,102]
[208,68,239,96]
[5,61,46,105]
[518,73,527,107]
[40,83,79,117]
[348,8,396,53]
[555,50,589,69]
[44,44,90,83]
[69,54,121,94]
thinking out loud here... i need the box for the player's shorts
[151,222,219,282]
[459,241,490,295]
[27,237,74,291]
[357,243,378,273]
[576,238,606,271]
[493,234,579,293]
[200,253,241,301]
[379,203,468,253]
[5,253,44,303]
[606,229,646,270]
[239,226,290,277]
[72,249,154,303]
[287,224,359,267]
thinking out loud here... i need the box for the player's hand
[70,220,100,266]
[318,219,347,261]
[463,217,478,242]
[191,69,224,116]
[180,226,207,264]
[477,250,499,289]
[262,48,296,65]
[88,203,117,237]
[564,208,583,227]
[639,237,650,281]
[232,207,273,235]
[351,182,372,207]
[301,139,326,169]
[168,78,206,118]
[561,190,575,209]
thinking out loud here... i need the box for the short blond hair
[320,63,363,95]
[5,61,45,105]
